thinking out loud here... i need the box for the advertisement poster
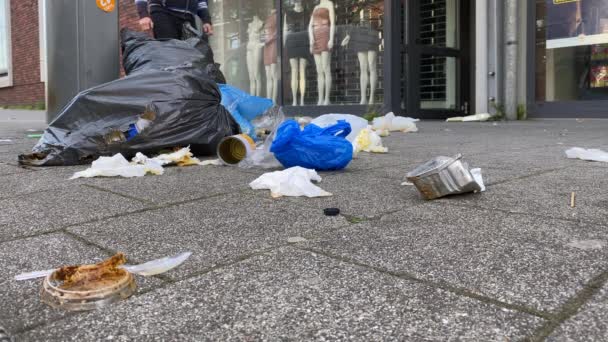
[546,0,608,49]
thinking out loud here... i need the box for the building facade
[1,0,607,119]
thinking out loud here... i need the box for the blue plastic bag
[270,120,353,171]
[219,84,273,138]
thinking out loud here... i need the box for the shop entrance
[402,0,472,118]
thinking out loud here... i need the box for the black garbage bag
[19,65,239,166]
[121,29,226,83]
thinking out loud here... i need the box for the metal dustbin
[406,154,481,200]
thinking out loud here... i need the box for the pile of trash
[19,30,239,166]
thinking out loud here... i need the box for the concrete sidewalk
[1,119,607,341]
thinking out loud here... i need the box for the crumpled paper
[354,127,388,154]
[565,147,608,163]
[371,112,419,136]
[249,166,332,198]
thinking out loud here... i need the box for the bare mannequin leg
[358,51,369,105]
[290,58,299,106]
[299,58,308,106]
[321,51,332,106]
[368,50,378,105]
[247,50,256,95]
[314,53,325,105]
[265,65,272,100]
[270,63,278,103]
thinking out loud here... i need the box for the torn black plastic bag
[121,29,226,83]
[19,65,239,166]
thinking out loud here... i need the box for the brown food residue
[53,253,128,291]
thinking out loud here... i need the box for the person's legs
[151,10,182,39]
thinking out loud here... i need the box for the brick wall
[0,0,44,107]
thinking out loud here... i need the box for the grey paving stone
[548,281,608,341]
[0,233,162,334]
[306,204,608,312]
[441,166,608,226]
[0,185,150,241]
[0,162,31,176]
[83,165,262,205]
[66,193,349,280]
[276,171,423,219]
[0,166,86,199]
[18,248,543,341]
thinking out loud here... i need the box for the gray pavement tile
[0,162,31,176]
[0,185,150,241]
[441,166,608,226]
[548,281,608,341]
[0,166,86,199]
[18,248,543,341]
[277,171,421,219]
[83,165,262,205]
[306,204,608,312]
[66,193,349,280]
[0,233,163,334]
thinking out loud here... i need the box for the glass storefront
[535,0,608,102]
[208,0,384,107]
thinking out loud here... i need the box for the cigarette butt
[570,192,576,208]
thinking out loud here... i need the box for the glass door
[404,0,469,118]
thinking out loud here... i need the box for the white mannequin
[247,16,264,96]
[265,9,279,103]
[284,1,307,106]
[309,0,335,106]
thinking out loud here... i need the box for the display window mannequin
[246,16,264,97]
[284,1,310,106]
[264,9,279,103]
[341,2,381,105]
[309,0,336,106]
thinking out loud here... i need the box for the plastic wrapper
[311,114,369,144]
[238,106,285,169]
[249,166,332,198]
[372,112,419,135]
[271,120,353,171]
[354,127,388,154]
[219,84,273,138]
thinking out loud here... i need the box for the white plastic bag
[371,112,419,135]
[565,147,608,163]
[446,113,492,122]
[70,154,164,179]
[354,126,388,154]
[470,168,486,192]
[311,114,369,143]
[249,166,333,198]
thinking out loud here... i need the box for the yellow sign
[96,0,116,13]
[553,0,578,4]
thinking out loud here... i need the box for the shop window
[0,0,12,88]
[208,0,281,103]
[535,0,608,102]
[281,0,384,106]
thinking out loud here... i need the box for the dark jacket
[135,0,211,24]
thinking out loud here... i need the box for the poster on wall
[546,0,608,49]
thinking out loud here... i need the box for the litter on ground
[354,127,388,154]
[565,147,608,163]
[407,154,485,200]
[249,166,333,198]
[446,113,492,122]
[371,112,419,136]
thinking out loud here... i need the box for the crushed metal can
[406,154,482,200]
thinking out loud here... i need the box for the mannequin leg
[298,58,308,106]
[247,50,256,95]
[265,65,272,99]
[358,52,369,105]
[253,47,263,96]
[321,51,332,106]
[368,51,378,105]
[290,58,299,106]
[270,63,279,103]
[314,54,325,106]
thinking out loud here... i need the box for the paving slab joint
[527,270,608,341]
[297,246,554,321]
